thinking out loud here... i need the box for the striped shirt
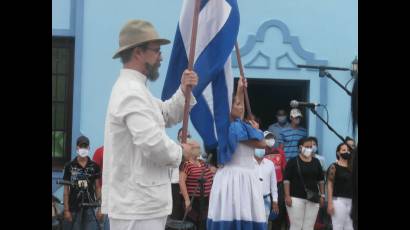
[268,122,291,148]
[183,160,214,197]
[278,127,307,160]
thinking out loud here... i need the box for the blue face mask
[254,149,265,158]
[277,116,287,124]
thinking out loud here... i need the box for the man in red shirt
[93,146,104,188]
[92,146,109,230]
[263,131,288,230]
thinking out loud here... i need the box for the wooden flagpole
[181,0,201,144]
[234,41,254,120]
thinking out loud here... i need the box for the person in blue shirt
[278,108,307,161]
[207,76,267,230]
[268,109,291,149]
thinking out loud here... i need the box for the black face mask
[340,152,351,160]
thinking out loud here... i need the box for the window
[52,37,74,169]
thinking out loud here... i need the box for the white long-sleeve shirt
[170,167,179,184]
[101,69,196,220]
[254,158,278,202]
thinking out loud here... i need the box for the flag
[161,0,240,164]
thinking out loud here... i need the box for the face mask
[254,149,265,158]
[277,116,287,124]
[77,148,89,158]
[340,152,351,160]
[302,147,312,157]
[312,145,318,153]
[266,139,275,148]
[145,62,160,81]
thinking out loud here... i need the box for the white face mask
[266,139,275,148]
[312,145,318,153]
[77,148,89,158]
[302,147,312,157]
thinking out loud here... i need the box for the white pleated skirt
[207,164,267,230]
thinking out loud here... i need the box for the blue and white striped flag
[161,0,240,164]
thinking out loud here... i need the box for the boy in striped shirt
[278,108,307,161]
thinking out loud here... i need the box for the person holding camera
[283,137,325,230]
[63,135,102,230]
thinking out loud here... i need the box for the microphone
[290,100,323,108]
[56,179,74,186]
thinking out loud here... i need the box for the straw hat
[112,20,170,59]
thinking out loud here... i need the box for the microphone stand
[319,69,352,96]
[296,64,352,96]
[297,64,356,152]
[57,178,101,230]
[309,107,355,152]
[70,188,101,230]
[309,107,345,143]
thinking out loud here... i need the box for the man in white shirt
[102,20,198,230]
[254,148,279,228]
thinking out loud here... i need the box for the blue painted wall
[52,0,84,192]
[52,0,357,191]
[52,0,71,30]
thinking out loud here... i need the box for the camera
[57,171,99,189]
[74,173,90,189]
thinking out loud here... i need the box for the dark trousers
[170,183,184,220]
[63,208,98,230]
[271,181,289,230]
[186,196,209,230]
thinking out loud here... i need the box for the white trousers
[286,197,320,230]
[331,197,354,230]
[109,216,167,230]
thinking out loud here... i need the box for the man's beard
[145,62,160,81]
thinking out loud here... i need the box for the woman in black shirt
[326,142,353,230]
[284,138,325,230]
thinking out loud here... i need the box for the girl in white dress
[207,76,267,230]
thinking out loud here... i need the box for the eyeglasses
[146,47,161,54]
